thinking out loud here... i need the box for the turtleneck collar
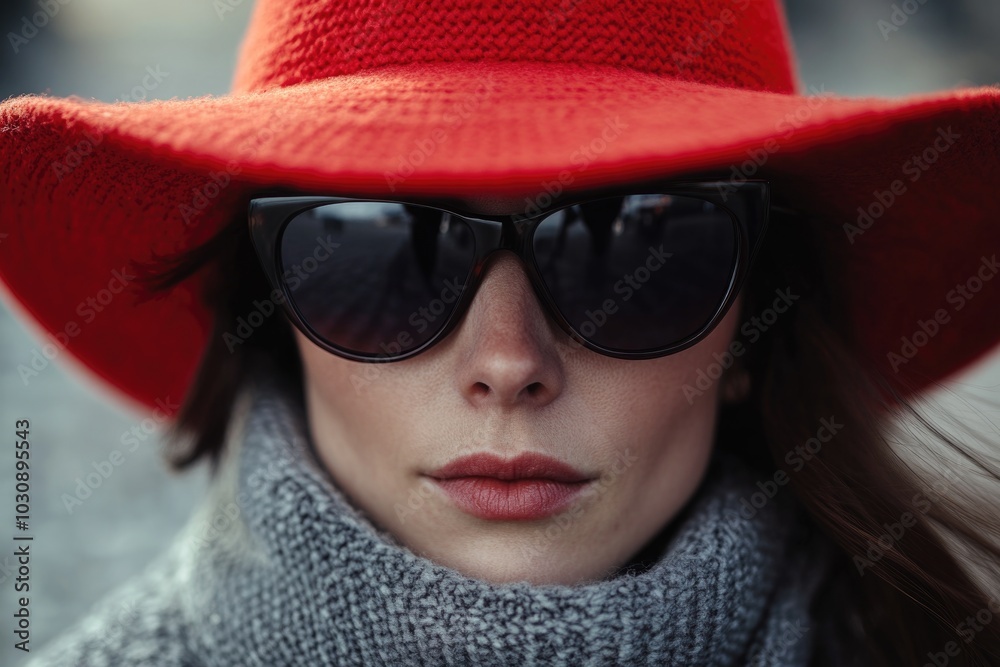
[169,368,838,666]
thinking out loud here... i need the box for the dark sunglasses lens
[279,202,476,357]
[532,195,738,352]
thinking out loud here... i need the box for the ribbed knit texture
[231,0,797,94]
[27,370,840,666]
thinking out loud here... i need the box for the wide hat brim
[2,61,999,412]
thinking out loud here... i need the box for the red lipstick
[425,452,593,521]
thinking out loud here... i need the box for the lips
[425,452,594,521]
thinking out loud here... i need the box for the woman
[3,0,1000,664]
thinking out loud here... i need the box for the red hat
[1,0,998,413]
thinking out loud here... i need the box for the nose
[450,251,566,409]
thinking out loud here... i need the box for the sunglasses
[248,180,769,362]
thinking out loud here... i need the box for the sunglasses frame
[248,179,770,363]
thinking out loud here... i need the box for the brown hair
[137,200,1000,665]
[135,207,302,470]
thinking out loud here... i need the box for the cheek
[296,329,414,421]
[591,357,720,486]
[294,331,401,447]
[584,303,742,490]
[293,329,452,473]
[297,339,363,419]
[596,301,742,429]
[293,330,425,514]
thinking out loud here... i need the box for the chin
[405,527,632,585]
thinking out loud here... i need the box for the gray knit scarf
[29,370,842,667]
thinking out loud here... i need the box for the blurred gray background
[1,1,999,665]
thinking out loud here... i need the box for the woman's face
[293,213,743,584]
